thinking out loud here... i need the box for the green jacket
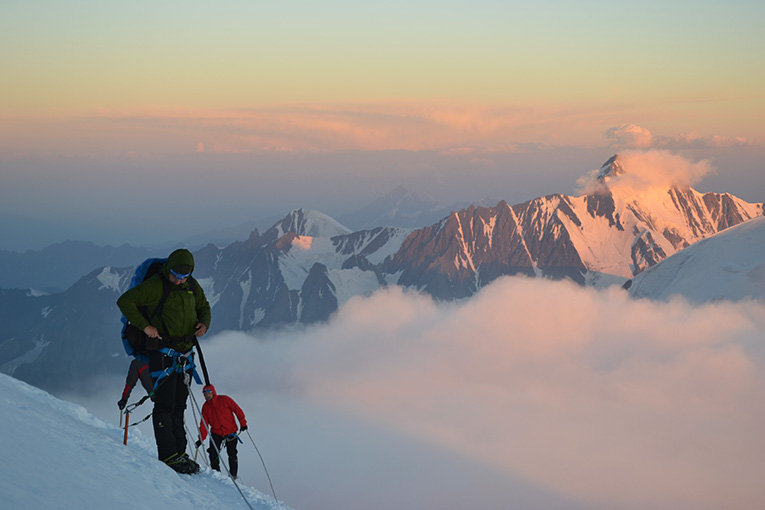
[117,249,211,353]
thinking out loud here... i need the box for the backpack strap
[148,275,174,340]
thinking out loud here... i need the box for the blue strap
[150,349,202,391]
[227,433,243,444]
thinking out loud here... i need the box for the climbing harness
[149,348,201,392]
[122,345,203,445]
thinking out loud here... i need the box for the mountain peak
[268,209,352,239]
[597,154,624,183]
[589,150,715,196]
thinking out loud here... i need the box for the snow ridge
[0,372,289,510]
[627,216,765,303]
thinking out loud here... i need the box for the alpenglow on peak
[597,154,624,183]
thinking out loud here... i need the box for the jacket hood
[203,384,217,397]
[163,249,195,278]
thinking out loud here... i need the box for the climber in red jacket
[195,384,247,478]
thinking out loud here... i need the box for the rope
[124,393,152,415]
[184,376,208,467]
[185,422,209,468]
[129,412,153,427]
[245,429,280,503]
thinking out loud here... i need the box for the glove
[195,439,202,448]
[117,398,127,410]
[240,425,247,432]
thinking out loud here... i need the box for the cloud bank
[197,277,765,510]
[605,122,753,150]
[604,123,655,148]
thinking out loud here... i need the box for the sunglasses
[170,268,192,279]
[203,390,213,394]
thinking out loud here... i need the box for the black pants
[149,351,191,462]
[208,433,239,477]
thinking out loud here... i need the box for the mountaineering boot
[229,458,238,478]
[178,453,200,474]
[164,453,200,474]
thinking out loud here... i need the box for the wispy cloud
[2,106,757,160]
[604,122,754,150]
[0,103,640,157]
[576,149,717,195]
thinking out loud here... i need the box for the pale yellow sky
[2,0,763,143]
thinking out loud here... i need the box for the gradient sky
[1,0,763,250]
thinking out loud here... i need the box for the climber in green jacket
[117,248,211,474]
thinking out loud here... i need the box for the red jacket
[198,385,247,440]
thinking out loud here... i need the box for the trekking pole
[245,429,279,503]
[120,409,123,428]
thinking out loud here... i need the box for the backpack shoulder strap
[147,274,173,338]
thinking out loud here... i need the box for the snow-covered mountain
[385,154,762,298]
[173,215,282,251]
[0,264,135,391]
[192,210,413,331]
[0,209,414,391]
[625,216,765,303]
[1,155,762,391]
[263,208,352,240]
[0,372,287,510]
[0,241,162,293]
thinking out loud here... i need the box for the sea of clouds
[72,275,765,510]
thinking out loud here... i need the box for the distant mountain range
[0,187,494,292]
[0,242,164,293]
[1,154,762,392]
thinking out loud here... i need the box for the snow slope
[0,373,289,510]
[627,216,765,303]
